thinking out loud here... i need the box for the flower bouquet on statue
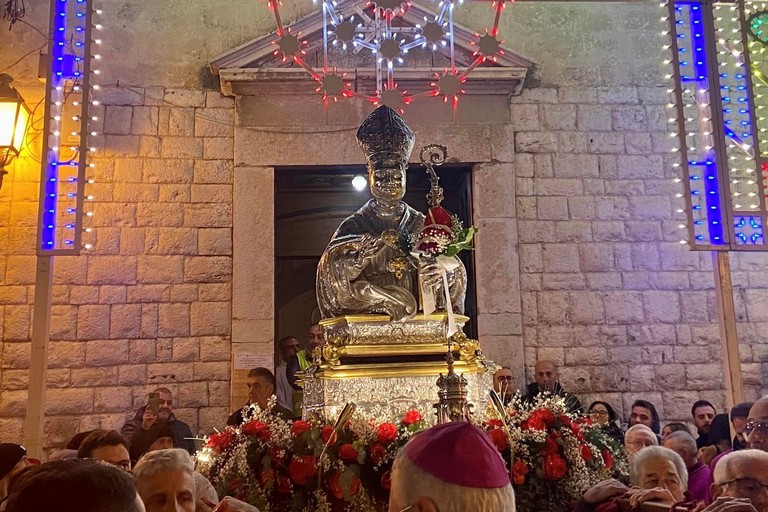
[483,393,629,512]
[403,205,477,259]
[195,400,427,512]
[400,204,476,332]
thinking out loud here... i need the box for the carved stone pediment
[211,0,535,97]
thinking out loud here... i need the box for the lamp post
[0,73,31,190]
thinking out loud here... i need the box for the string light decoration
[36,0,101,254]
[664,0,768,250]
[258,0,516,111]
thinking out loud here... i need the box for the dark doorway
[274,165,477,363]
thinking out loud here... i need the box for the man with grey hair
[697,449,768,512]
[388,422,515,512]
[663,430,711,503]
[122,387,195,454]
[134,448,196,512]
[525,360,582,413]
[576,446,687,511]
[625,424,659,460]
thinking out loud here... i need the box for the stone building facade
[0,1,767,448]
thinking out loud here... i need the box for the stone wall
[0,87,236,447]
[512,85,768,421]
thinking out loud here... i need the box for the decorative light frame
[36,0,101,254]
[665,0,768,250]
[262,0,513,110]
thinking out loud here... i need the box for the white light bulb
[351,175,367,191]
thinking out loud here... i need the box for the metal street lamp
[0,73,31,189]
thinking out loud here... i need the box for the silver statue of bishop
[316,106,467,321]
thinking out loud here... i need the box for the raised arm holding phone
[120,387,196,455]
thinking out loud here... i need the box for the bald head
[662,431,697,468]
[747,397,768,452]
[711,450,768,511]
[533,360,558,392]
[749,397,768,419]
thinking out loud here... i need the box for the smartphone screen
[148,392,160,415]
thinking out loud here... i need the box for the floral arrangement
[400,205,477,258]
[484,393,629,512]
[196,396,627,512]
[195,402,427,512]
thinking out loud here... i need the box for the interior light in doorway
[352,175,367,191]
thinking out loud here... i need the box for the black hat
[0,443,26,480]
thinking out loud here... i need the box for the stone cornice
[219,66,528,97]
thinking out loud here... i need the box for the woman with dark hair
[588,401,624,444]
[661,422,690,441]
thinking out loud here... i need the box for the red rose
[487,428,509,452]
[369,443,388,464]
[207,430,235,451]
[512,459,529,486]
[602,450,614,470]
[486,419,504,429]
[329,472,344,500]
[380,471,391,490]
[277,474,292,494]
[559,415,572,428]
[291,420,312,437]
[543,455,568,480]
[528,409,555,431]
[329,471,361,500]
[321,426,337,445]
[242,420,271,441]
[376,423,398,444]
[570,422,583,439]
[581,445,592,462]
[338,443,359,463]
[268,446,286,464]
[542,436,559,455]
[403,409,422,426]
[288,455,317,485]
[520,420,529,431]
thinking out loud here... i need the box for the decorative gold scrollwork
[450,331,480,363]
[322,344,341,367]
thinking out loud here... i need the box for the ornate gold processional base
[300,314,496,422]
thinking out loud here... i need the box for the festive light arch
[260,0,514,110]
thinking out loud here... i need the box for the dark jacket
[525,382,583,414]
[129,424,177,463]
[227,402,294,426]
[120,407,196,454]
[600,423,625,445]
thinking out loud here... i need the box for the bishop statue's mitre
[356,105,415,171]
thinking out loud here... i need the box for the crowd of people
[1,331,767,511]
[492,359,768,512]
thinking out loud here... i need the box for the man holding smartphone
[120,387,195,455]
